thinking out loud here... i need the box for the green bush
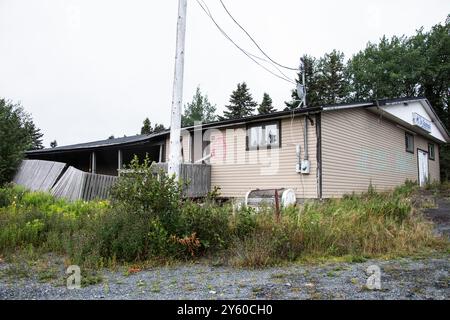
[0,183,27,207]
[109,156,182,229]
[0,179,446,269]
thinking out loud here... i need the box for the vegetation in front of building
[0,158,447,275]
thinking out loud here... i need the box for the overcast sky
[0,0,448,147]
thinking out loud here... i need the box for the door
[417,150,429,187]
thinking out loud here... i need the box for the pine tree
[182,86,217,126]
[285,53,349,109]
[221,82,257,120]
[317,50,349,105]
[50,140,58,148]
[141,118,152,135]
[257,93,275,114]
[24,120,44,150]
[284,55,320,110]
[153,123,166,133]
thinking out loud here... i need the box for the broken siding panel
[321,108,440,198]
[209,116,318,199]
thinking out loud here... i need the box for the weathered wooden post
[274,189,280,223]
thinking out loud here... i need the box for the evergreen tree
[284,55,320,109]
[50,140,58,148]
[141,118,152,135]
[24,120,44,150]
[153,123,166,133]
[257,93,275,114]
[182,86,217,126]
[317,50,350,105]
[221,82,257,120]
[141,118,165,135]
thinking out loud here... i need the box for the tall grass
[0,177,446,269]
[228,183,445,267]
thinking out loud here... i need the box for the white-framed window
[247,121,280,150]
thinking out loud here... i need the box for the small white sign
[412,113,431,132]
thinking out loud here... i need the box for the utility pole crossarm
[168,0,187,179]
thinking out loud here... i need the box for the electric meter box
[300,159,310,174]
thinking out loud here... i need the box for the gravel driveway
[0,256,448,300]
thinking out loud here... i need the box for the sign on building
[412,112,431,132]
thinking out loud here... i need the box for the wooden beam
[91,151,96,174]
[118,149,123,171]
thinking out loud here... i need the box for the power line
[197,0,295,84]
[195,0,296,84]
[219,0,298,71]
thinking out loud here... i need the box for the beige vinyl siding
[208,116,318,199]
[321,108,440,198]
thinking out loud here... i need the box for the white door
[418,150,429,187]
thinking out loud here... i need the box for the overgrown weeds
[0,161,447,270]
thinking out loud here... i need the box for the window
[405,132,414,153]
[428,143,435,160]
[247,121,280,150]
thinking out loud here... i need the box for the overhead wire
[218,0,298,71]
[195,0,296,85]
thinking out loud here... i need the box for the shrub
[0,180,446,269]
[109,156,182,229]
[177,201,231,251]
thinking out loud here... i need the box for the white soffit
[373,100,447,143]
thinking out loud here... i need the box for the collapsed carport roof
[26,130,170,155]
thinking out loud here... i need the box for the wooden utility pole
[168,0,187,179]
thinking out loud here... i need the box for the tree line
[177,18,448,128]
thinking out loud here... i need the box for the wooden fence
[51,166,117,201]
[121,162,211,198]
[14,159,209,201]
[13,159,66,192]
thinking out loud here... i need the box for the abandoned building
[25,97,449,201]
